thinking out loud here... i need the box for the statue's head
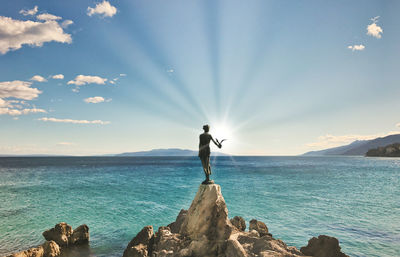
[203,124,210,132]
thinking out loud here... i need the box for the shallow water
[0,156,399,257]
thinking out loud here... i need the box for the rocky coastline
[8,184,348,257]
[7,223,89,257]
[122,184,348,257]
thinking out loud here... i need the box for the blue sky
[0,0,399,155]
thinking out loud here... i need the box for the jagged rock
[123,226,154,257]
[300,235,348,257]
[42,223,89,247]
[70,224,89,245]
[152,227,183,257]
[9,223,88,257]
[226,239,247,257]
[123,183,346,257]
[42,222,73,246]
[230,216,246,232]
[7,246,44,257]
[249,219,270,237]
[180,184,234,256]
[8,241,60,257]
[42,241,60,257]
[167,209,188,234]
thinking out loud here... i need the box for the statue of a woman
[198,125,222,184]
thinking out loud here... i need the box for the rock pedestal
[123,183,346,257]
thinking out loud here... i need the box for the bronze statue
[198,125,225,184]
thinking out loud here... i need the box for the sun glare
[212,123,234,145]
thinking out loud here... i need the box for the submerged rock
[300,235,349,257]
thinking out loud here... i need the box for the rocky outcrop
[70,224,90,245]
[42,222,89,246]
[249,219,271,237]
[42,222,73,246]
[123,183,346,257]
[7,240,60,257]
[230,216,246,232]
[167,209,188,234]
[123,226,154,257]
[300,235,349,257]
[8,223,89,257]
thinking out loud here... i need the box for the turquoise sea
[0,156,399,257]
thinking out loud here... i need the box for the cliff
[123,183,348,257]
[365,143,400,157]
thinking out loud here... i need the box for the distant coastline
[0,148,230,157]
[303,134,400,156]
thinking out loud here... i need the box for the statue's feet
[202,179,214,185]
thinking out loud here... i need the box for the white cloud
[306,131,400,149]
[19,6,38,16]
[0,107,46,116]
[109,80,115,84]
[0,108,22,116]
[0,81,41,100]
[87,1,117,18]
[119,73,126,77]
[52,74,64,79]
[22,108,47,114]
[167,69,174,73]
[67,75,107,86]
[0,16,72,54]
[84,96,105,103]
[38,117,110,125]
[61,20,73,28]
[36,13,62,21]
[367,17,383,39]
[30,75,47,82]
[0,98,8,107]
[348,44,365,51]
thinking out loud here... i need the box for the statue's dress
[199,133,212,175]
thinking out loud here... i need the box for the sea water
[0,156,399,257]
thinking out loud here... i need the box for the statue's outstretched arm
[211,136,222,149]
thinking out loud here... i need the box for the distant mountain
[366,143,400,157]
[116,148,229,157]
[303,134,400,156]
